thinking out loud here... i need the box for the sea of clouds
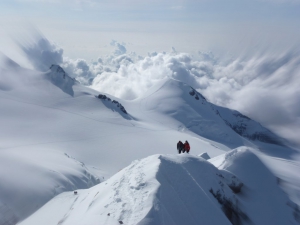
[14,35,300,149]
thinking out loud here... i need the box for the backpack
[185,142,190,151]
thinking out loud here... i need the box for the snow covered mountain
[0,59,299,225]
[137,78,287,151]
[19,148,300,225]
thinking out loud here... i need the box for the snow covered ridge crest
[96,94,128,114]
[188,84,284,146]
[147,78,286,148]
[20,149,300,225]
[49,64,130,116]
[48,65,76,96]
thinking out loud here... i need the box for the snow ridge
[48,65,76,96]
[140,78,288,149]
[97,94,127,114]
[20,150,299,225]
[188,83,284,146]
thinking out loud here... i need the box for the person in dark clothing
[184,140,190,153]
[177,141,184,154]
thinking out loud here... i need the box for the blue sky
[1,0,300,59]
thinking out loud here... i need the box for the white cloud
[17,33,63,72]
[89,48,300,148]
[110,40,127,56]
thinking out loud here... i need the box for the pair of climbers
[177,140,190,154]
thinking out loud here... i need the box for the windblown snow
[0,56,300,225]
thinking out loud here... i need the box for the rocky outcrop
[97,94,127,114]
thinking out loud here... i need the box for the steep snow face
[139,79,247,147]
[258,153,300,206]
[19,151,299,225]
[48,65,76,96]
[138,78,287,150]
[198,152,211,160]
[216,107,283,146]
[210,147,300,225]
[147,155,240,225]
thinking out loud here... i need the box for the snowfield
[0,58,299,225]
[0,149,100,224]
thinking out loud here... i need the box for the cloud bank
[17,35,300,149]
[17,36,64,72]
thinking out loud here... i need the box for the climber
[177,141,184,154]
[184,140,190,153]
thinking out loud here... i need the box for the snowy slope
[20,151,299,225]
[0,149,100,225]
[137,78,249,147]
[209,147,300,224]
[137,78,295,155]
[1,58,299,224]
[0,61,226,223]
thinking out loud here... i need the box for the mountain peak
[50,64,66,76]
[20,151,299,225]
[142,78,286,149]
[48,64,75,96]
